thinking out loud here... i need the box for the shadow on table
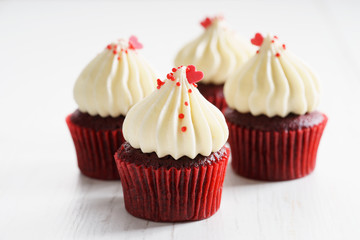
[223,164,274,189]
[223,161,316,189]
[75,174,175,233]
[73,167,314,235]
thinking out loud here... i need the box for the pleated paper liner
[204,94,227,113]
[66,115,125,180]
[227,114,328,181]
[115,145,230,222]
[197,83,227,112]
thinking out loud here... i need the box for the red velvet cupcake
[224,33,327,181]
[174,16,253,111]
[114,65,229,221]
[66,36,156,180]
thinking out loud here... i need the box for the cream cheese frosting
[174,16,253,85]
[123,65,229,159]
[74,36,156,117]
[224,34,320,117]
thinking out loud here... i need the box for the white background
[1,0,360,239]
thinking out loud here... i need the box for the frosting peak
[174,16,253,85]
[73,36,156,117]
[123,65,229,159]
[224,33,320,117]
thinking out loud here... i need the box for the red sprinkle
[117,57,121,60]
[107,44,112,50]
[113,50,117,54]
[192,83,198,87]
[188,89,192,93]
[179,113,184,119]
[125,50,128,54]
[200,17,213,28]
[157,79,164,85]
[157,78,165,89]
[167,73,175,80]
[184,101,189,106]
[256,50,259,54]
[172,68,177,72]
[275,53,280,57]
[271,40,275,43]
[176,82,181,86]
[282,44,286,50]
[274,36,278,39]
[181,126,187,132]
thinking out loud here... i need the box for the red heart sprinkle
[251,33,264,46]
[200,17,212,28]
[128,35,143,50]
[186,65,204,84]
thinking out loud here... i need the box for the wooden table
[0,0,359,239]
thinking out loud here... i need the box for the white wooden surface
[0,0,359,239]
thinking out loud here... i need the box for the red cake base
[66,110,125,180]
[114,142,230,222]
[197,83,227,112]
[225,108,328,181]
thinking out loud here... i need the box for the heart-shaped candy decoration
[200,17,212,28]
[251,33,264,46]
[186,65,204,84]
[128,35,143,49]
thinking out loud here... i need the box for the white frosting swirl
[123,66,229,159]
[174,18,253,85]
[74,39,156,117]
[224,34,320,117]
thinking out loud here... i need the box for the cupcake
[114,65,229,222]
[174,16,253,111]
[66,36,156,180]
[224,33,328,181]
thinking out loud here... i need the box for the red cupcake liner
[66,115,125,180]
[227,115,328,181]
[114,147,230,222]
[197,85,227,112]
[203,94,228,113]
